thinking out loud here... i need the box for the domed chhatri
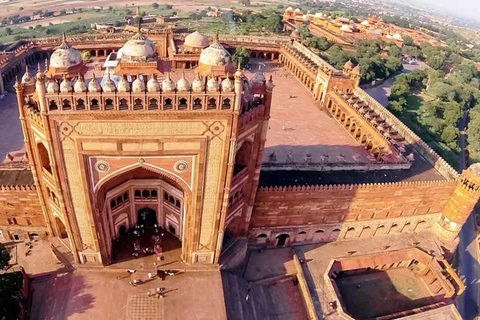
[147,74,160,92]
[60,75,73,93]
[117,76,131,92]
[184,31,209,52]
[102,74,116,92]
[132,75,146,93]
[121,32,158,63]
[47,79,59,93]
[21,66,35,86]
[191,73,204,92]
[88,74,102,92]
[47,33,85,80]
[195,38,235,77]
[207,76,220,92]
[74,75,87,93]
[176,72,190,91]
[162,73,176,92]
[221,76,234,92]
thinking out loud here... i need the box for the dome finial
[45,57,49,69]
[37,63,42,74]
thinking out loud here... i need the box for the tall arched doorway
[137,207,157,227]
[95,166,188,265]
[55,217,68,239]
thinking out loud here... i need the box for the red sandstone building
[0,28,476,319]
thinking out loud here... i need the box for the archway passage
[137,207,157,227]
[55,217,68,239]
[96,166,188,266]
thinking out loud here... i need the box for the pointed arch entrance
[94,166,191,265]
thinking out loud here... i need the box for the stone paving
[126,294,163,320]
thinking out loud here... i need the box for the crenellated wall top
[0,185,36,191]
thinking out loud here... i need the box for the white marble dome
[21,67,35,86]
[50,35,82,69]
[88,75,102,92]
[199,41,231,67]
[184,31,209,49]
[74,77,87,92]
[176,73,190,91]
[162,74,175,92]
[102,75,116,92]
[191,74,204,92]
[132,77,145,92]
[207,76,219,92]
[221,77,234,92]
[60,77,73,92]
[117,76,130,92]
[47,80,59,93]
[121,33,157,63]
[147,75,160,92]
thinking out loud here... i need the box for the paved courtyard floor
[31,269,226,320]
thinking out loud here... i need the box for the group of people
[131,224,165,259]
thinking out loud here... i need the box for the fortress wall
[353,87,459,180]
[0,185,44,226]
[251,181,456,228]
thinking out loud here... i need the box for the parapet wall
[0,185,44,227]
[353,87,459,180]
[252,180,457,228]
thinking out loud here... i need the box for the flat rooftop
[259,148,446,186]
[0,168,34,186]
[256,62,374,166]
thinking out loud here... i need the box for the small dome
[50,34,82,68]
[221,77,234,92]
[207,76,219,92]
[199,41,231,67]
[294,8,302,14]
[184,31,209,49]
[251,72,266,86]
[132,76,145,92]
[361,20,370,26]
[344,60,353,69]
[121,32,157,62]
[74,76,87,92]
[21,66,35,85]
[191,74,204,92]
[286,6,293,12]
[102,74,116,92]
[162,74,175,92]
[147,75,160,92]
[88,74,102,92]
[352,66,361,74]
[60,76,73,93]
[47,80,59,93]
[340,24,352,32]
[393,33,403,40]
[117,76,130,92]
[176,73,190,91]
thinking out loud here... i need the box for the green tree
[389,97,406,113]
[297,24,310,41]
[426,54,445,70]
[430,82,454,101]
[5,27,12,35]
[232,46,249,68]
[81,50,91,61]
[60,9,66,15]
[152,3,159,9]
[441,125,459,144]
[385,56,403,76]
[402,45,420,58]
[403,35,414,46]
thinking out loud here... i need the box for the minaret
[433,163,480,242]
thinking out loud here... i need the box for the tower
[433,163,480,242]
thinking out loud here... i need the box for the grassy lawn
[393,94,460,169]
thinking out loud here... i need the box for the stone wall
[249,181,457,246]
[0,185,47,241]
[354,87,459,180]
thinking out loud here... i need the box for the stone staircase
[221,271,277,320]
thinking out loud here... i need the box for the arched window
[105,98,114,110]
[151,190,158,198]
[169,196,175,204]
[12,218,17,225]
[123,192,129,201]
[164,192,169,201]
[222,98,231,110]
[233,141,252,176]
[62,99,71,110]
[90,98,99,110]
[116,196,122,204]
[134,98,143,110]
[257,233,268,244]
[175,200,181,208]
[76,98,85,110]
[148,98,158,110]
[276,234,289,247]
[164,98,173,110]
[142,190,150,198]
[26,218,32,226]
[37,143,52,174]
[207,98,217,110]
[119,98,128,110]
[134,190,141,198]
[178,98,188,110]
[193,98,202,110]
[110,199,116,208]
[49,100,58,111]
